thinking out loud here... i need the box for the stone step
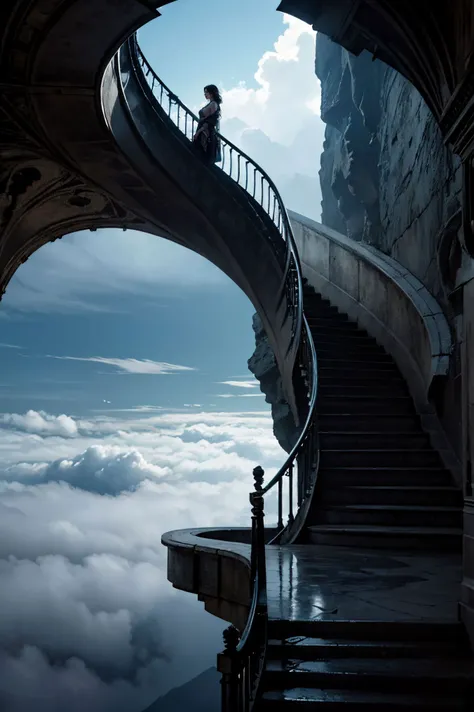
[307,525,462,550]
[319,372,406,387]
[264,657,474,694]
[319,485,462,507]
[319,396,415,415]
[306,313,350,323]
[306,316,358,327]
[304,299,338,312]
[303,290,332,302]
[268,620,467,643]
[320,450,440,467]
[318,415,420,432]
[318,467,452,487]
[319,432,428,450]
[319,383,408,397]
[305,308,341,320]
[309,326,373,340]
[314,340,385,353]
[316,504,462,528]
[261,687,467,710]
[317,358,398,371]
[267,637,468,660]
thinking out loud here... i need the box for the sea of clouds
[0,408,282,711]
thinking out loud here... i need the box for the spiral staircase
[106,36,474,711]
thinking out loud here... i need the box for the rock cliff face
[248,314,298,453]
[316,33,462,304]
[249,32,463,458]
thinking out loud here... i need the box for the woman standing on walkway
[193,84,222,165]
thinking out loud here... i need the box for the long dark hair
[204,84,222,105]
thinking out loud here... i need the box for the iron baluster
[278,476,283,530]
[288,462,294,525]
[237,154,241,185]
[219,626,240,712]
[245,162,249,191]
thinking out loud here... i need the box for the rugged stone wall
[247,314,297,453]
[316,32,462,304]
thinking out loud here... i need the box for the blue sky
[140,0,285,100]
[0,4,324,711]
[0,235,259,415]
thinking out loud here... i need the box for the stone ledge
[161,528,253,630]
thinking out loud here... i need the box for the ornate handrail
[131,34,319,541]
[127,35,320,710]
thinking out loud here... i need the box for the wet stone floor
[265,545,462,622]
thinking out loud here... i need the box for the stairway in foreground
[261,620,473,710]
[256,286,472,709]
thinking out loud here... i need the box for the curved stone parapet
[162,528,254,631]
[289,211,452,411]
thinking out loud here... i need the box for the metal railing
[217,467,268,711]
[128,35,319,710]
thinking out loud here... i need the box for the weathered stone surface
[248,313,297,454]
[316,32,462,305]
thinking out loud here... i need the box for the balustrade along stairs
[122,36,474,711]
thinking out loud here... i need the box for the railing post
[251,466,266,591]
[288,462,294,525]
[218,625,241,712]
[277,476,283,530]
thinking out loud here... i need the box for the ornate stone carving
[0,166,41,232]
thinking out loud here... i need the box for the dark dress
[193,101,222,165]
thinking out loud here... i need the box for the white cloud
[6,445,171,495]
[216,393,265,398]
[0,408,283,710]
[219,380,258,389]
[2,231,227,314]
[0,342,21,349]
[220,15,324,221]
[47,356,196,375]
[222,15,319,144]
[0,410,79,437]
